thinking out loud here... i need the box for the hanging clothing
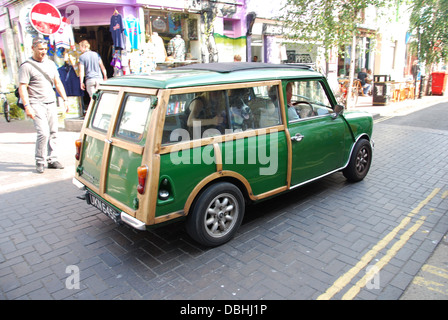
[65,44,81,77]
[124,16,143,50]
[142,41,156,73]
[110,13,125,50]
[50,17,75,49]
[57,64,83,97]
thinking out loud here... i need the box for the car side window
[162,85,282,145]
[287,80,333,122]
[162,90,228,145]
[236,85,282,130]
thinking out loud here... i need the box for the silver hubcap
[204,193,238,238]
[356,147,369,173]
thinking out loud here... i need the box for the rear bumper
[72,177,146,231]
[120,212,146,230]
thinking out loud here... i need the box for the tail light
[75,139,82,160]
[137,165,148,194]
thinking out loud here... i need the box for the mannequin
[151,32,167,63]
[168,34,186,61]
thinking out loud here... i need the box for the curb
[354,94,448,119]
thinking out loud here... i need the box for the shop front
[1,0,256,118]
[0,4,22,89]
[1,1,203,125]
[249,18,286,64]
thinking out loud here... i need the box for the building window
[224,19,234,32]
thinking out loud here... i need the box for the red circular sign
[29,2,62,35]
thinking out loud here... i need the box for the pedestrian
[234,54,241,62]
[78,40,107,99]
[18,37,69,174]
[357,68,371,95]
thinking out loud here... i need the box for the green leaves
[408,0,448,66]
[281,0,393,51]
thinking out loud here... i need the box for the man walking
[19,37,69,174]
[78,40,107,98]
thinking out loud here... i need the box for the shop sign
[152,16,167,32]
[29,2,62,35]
[262,23,283,36]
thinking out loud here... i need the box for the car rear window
[91,92,118,132]
[89,91,155,144]
[115,94,155,142]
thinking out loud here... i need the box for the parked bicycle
[338,79,363,107]
[1,90,14,122]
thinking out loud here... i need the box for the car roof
[104,62,323,89]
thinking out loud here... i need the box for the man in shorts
[79,40,108,98]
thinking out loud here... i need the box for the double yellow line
[317,188,441,300]
[373,115,394,124]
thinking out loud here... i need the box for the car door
[286,80,347,186]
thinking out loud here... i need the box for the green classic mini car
[73,63,373,246]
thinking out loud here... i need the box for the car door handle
[291,133,304,142]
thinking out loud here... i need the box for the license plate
[86,192,121,224]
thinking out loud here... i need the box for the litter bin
[373,75,392,106]
[431,72,447,95]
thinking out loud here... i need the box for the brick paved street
[1,100,447,301]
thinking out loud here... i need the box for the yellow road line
[373,116,394,124]
[342,216,426,300]
[421,264,448,280]
[317,188,440,300]
[412,276,448,296]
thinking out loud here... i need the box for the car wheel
[343,139,372,182]
[186,182,245,247]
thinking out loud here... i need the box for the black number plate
[86,192,121,224]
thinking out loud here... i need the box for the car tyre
[343,139,372,182]
[186,182,245,247]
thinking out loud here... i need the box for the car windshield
[288,80,333,121]
[293,80,331,107]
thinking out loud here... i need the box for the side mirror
[331,104,344,119]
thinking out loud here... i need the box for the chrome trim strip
[290,166,345,190]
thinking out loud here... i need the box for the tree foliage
[408,0,448,68]
[281,0,394,107]
[281,0,393,52]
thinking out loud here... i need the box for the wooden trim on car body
[75,77,329,227]
[154,80,293,223]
